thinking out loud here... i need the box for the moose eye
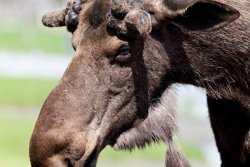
[115,45,131,63]
[117,45,130,55]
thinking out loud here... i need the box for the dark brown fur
[108,0,250,166]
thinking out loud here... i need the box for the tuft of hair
[113,90,177,150]
[166,141,191,167]
[113,89,190,166]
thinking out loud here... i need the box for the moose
[30,0,188,167]
[29,0,250,167]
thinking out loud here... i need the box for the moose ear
[169,1,240,31]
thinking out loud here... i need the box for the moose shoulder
[108,0,250,166]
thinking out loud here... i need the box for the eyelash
[116,45,130,56]
[110,45,131,65]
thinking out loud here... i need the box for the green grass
[0,21,72,54]
[179,139,205,161]
[0,111,36,167]
[0,77,58,107]
[100,140,204,163]
[100,144,166,162]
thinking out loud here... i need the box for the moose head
[29,0,190,166]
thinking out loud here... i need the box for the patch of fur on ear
[113,89,177,151]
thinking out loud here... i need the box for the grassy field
[0,111,35,167]
[0,77,58,107]
[0,21,72,54]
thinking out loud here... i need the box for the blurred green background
[0,0,215,167]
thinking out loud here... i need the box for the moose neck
[150,20,250,106]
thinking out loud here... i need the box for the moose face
[29,0,178,167]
